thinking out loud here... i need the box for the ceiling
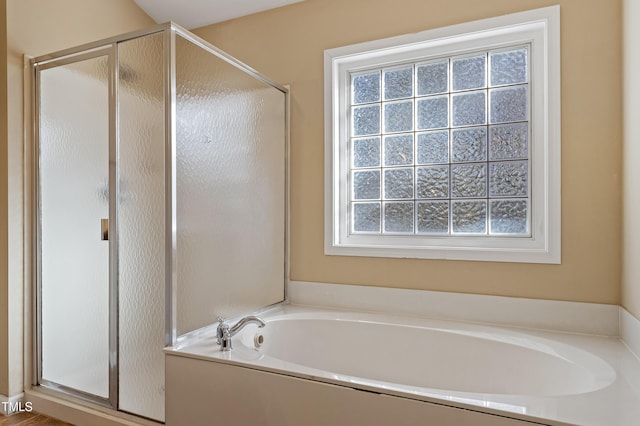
[133,0,304,29]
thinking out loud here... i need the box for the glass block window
[325,6,560,263]
[349,47,530,236]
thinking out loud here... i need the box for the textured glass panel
[384,67,413,100]
[117,34,166,421]
[452,201,487,234]
[176,35,285,337]
[384,168,414,199]
[490,48,528,86]
[353,202,381,232]
[352,71,381,104]
[384,134,413,166]
[490,85,528,124]
[451,163,487,198]
[489,123,528,160]
[417,131,448,164]
[416,166,449,199]
[383,101,413,133]
[384,202,415,233]
[417,201,449,233]
[417,96,448,130]
[452,127,487,162]
[489,160,528,197]
[452,55,486,91]
[452,91,486,127]
[353,170,381,200]
[39,55,110,398]
[417,61,448,96]
[353,104,381,136]
[490,199,528,234]
[353,137,381,168]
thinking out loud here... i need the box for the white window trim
[324,6,560,263]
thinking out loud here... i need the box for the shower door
[35,49,115,405]
[34,33,167,421]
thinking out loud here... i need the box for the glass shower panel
[117,34,165,421]
[175,35,286,336]
[39,55,110,398]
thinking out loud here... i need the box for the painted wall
[623,0,640,319]
[1,0,154,397]
[0,0,626,400]
[0,0,9,403]
[194,0,623,305]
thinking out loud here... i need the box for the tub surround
[290,280,640,362]
[166,304,640,426]
[166,282,640,426]
[288,281,620,336]
[167,351,542,426]
[621,308,640,360]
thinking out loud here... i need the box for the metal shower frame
[30,22,289,410]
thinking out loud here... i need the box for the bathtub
[165,306,640,426]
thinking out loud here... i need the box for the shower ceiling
[133,0,304,29]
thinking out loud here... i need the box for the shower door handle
[101,218,109,241]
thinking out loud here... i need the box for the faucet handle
[216,317,228,345]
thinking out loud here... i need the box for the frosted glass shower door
[37,52,111,399]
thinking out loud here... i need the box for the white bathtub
[165,306,640,426]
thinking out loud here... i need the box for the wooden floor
[0,412,73,426]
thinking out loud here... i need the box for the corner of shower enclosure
[30,23,288,422]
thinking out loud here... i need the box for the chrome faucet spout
[216,315,265,351]
[229,316,266,336]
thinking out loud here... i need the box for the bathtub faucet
[216,315,265,351]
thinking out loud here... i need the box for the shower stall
[31,23,287,422]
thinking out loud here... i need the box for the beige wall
[0,0,8,402]
[194,0,623,305]
[1,0,154,397]
[0,0,626,399]
[623,0,640,319]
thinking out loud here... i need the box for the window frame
[324,6,560,263]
